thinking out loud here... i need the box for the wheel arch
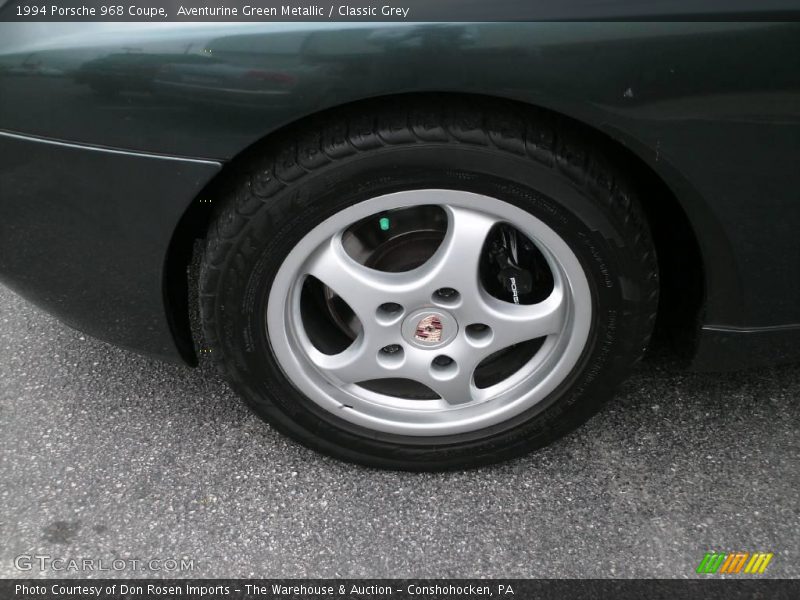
[164,92,709,365]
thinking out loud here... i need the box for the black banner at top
[2,0,800,22]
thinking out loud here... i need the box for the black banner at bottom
[3,579,800,600]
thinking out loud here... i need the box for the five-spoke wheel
[267,190,592,436]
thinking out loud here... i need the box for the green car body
[0,21,799,370]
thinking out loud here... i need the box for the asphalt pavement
[1,282,798,579]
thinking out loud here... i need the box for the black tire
[199,97,658,470]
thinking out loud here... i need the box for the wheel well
[164,93,704,365]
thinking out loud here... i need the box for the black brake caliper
[487,225,534,304]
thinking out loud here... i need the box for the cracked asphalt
[1,282,799,579]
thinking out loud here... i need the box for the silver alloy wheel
[266,190,592,436]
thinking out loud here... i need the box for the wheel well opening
[164,93,704,365]
[606,143,704,359]
[163,173,228,366]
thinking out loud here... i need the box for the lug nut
[435,287,458,298]
[433,355,453,367]
[381,344,402,354]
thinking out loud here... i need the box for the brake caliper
[488,226,534,304]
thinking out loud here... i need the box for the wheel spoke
[418,205,499,298]
[306,337,379,384]
[304,234,450,326]
[401,343,483,406]
[303,236,384,318]
[426,371,477,405]
[486,285,568,348]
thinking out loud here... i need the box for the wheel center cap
[401,308,458,349]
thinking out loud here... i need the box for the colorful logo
[414,314,443,343]
[696,552,774,575]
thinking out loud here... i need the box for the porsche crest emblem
[414,314,443,343]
